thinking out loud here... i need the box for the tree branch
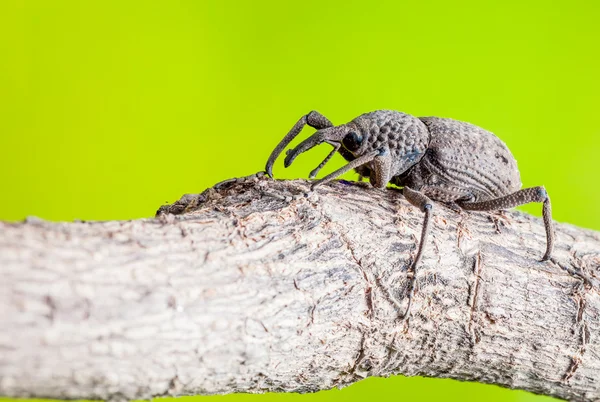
[1,177,599,401]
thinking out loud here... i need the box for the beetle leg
[265,111,333,177]
[311,150,380,190]
[369,154,393,189]
[458,186,554,261]
[400,186,434,320]
[309,141,340,179]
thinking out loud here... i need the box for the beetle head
[269,110,430,183]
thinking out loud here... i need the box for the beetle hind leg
[401,186,435,320]
[458,186,555,261]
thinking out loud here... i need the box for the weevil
[265,110,555,317]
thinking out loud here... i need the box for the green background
[1,0,598,401]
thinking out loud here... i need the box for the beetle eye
[342,131,363,152]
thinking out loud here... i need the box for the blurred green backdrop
[1,0,598,401]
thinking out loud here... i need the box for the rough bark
[1,177,599,402]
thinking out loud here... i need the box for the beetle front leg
[309,141,340,179]
[265,111,334,177]
[369,154,393,189]
[401,186,434,320]
[311,150,380,190]
[458,186,555,261]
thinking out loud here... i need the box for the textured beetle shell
[393,117,522,203]
[351,110,430,176]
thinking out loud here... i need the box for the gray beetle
[265,110,555,316]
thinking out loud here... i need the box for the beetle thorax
[348,110,430,176]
